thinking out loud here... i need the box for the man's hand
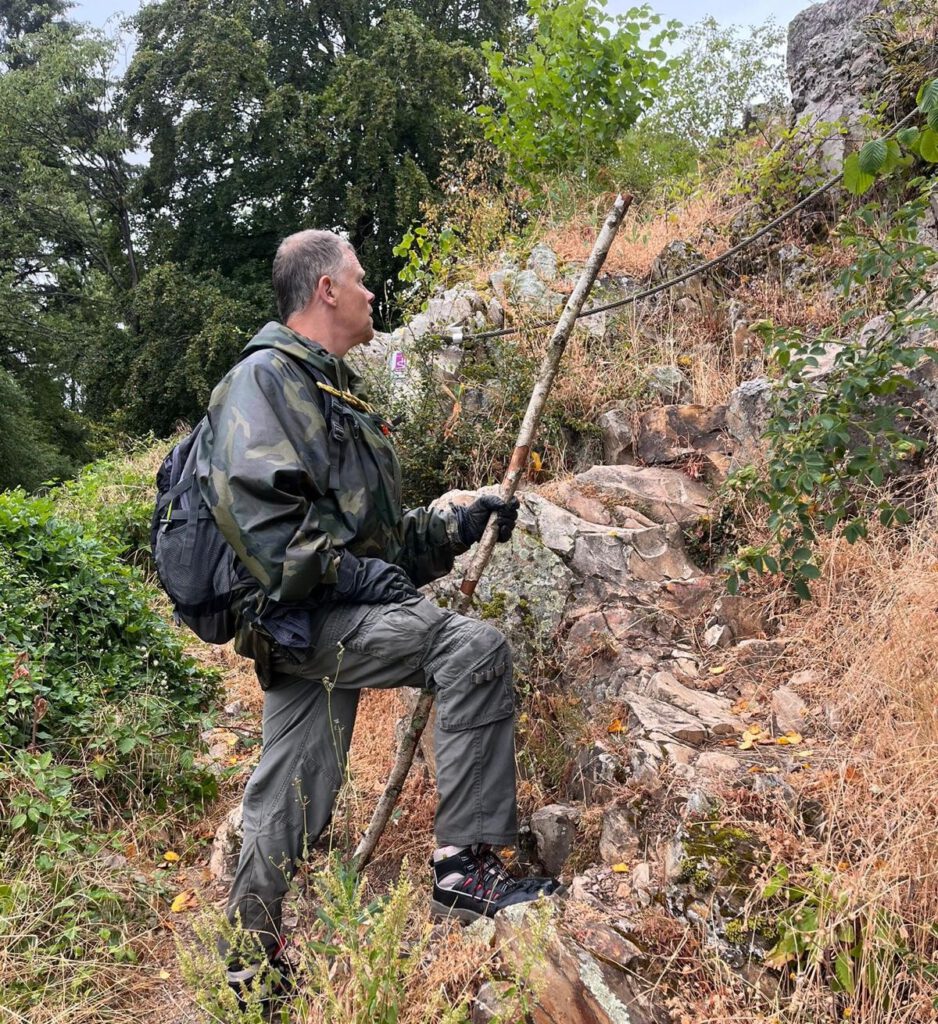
[334,551,419,604]
[454,495,519,547]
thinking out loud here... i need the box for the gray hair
[272,229,353,321]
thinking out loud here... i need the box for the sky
[74,0,818,33]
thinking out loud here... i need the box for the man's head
[272,229,375,357]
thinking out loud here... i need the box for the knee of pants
[431,619,514,732]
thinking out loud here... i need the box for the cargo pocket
[431,620,514,732]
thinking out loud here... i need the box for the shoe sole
[429,899,486,924]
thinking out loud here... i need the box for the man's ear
[315,273,338,308]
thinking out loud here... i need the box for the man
[197,229,557,996]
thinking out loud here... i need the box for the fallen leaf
[163,851,180,863]
[170,890,198,913]
[709,665,727,676]
[739,724,770,750]
[776,731,803,746]
[158,969,170,980]
[611,863,629,873]
[607,718,625,734]
[731,699,750,713]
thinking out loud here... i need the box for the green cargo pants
[226,595,518,956]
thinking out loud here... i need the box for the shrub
[478,0,677,193]
[0,488,219,836]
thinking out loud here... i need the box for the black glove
[333,550,419,604]
[453,495,519,546]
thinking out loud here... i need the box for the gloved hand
[453,494,519,546]
[333,550,419,604]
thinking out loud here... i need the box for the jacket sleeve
[396,505,469,588]
[197,356,338,603]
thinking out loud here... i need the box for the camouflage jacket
[196,322,466,606]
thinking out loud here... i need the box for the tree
[650,17,788,145]
[123,0,518,310]
[0,17,138,484]
[478,0,678,191]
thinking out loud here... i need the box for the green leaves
[726,184,937,600]
[916,77,938,112]
[843,152,877,196]
[479,0,678,191]
[857,138,887,174]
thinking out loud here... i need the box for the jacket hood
[240,321,364,394]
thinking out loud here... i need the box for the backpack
[151,359,339,645]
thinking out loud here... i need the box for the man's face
[332,250,375,353]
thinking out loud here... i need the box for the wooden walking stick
[352,193,633,871]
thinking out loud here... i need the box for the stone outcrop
[575,465,712,525]
[633,404,730,464]
[787,0,887,170]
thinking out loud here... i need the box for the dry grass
[539,180,739,280]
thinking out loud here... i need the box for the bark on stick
[351,193,632,872]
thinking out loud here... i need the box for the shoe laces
[474,846,525,899]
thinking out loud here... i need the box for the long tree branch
[351,192,633,872]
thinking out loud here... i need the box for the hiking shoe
[430,846,560,923]
[226,944,296,1010]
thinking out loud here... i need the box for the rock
[649,672,742,737]
[650,240,716,313]
[734,638,789,673]
[633,405,729,464]
[599,804,641,865]
[772,686,813,737]
[531,804,582,876]
[566,741,630,803]
[645,365,692,404]
[788,669,820,689]
[696,751,741,773]
[522,492,698,583]
[775,243,814,290]
[493,903,669,1024]
[725,377,771,449]
[472,981,515,1023]
[571,524,699,585]
[629,862,655,907]
[209,803,244,882]
[787,0,887,172]
[576,465,712,525]
[712,594,770,640]
[510,269,564,313]
[622,693,709,746]
[430,499,575,671]
[527,244,559,283]
[424,285,485,328]
[223,700,243,716]
[703,623,732,649]
[542,479,613,525]
[598,408,634,465]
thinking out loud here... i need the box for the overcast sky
[74,0,817,34]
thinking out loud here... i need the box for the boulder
[633,405,729,464]
[527,243,559,283]
[787,0,887,172]
[493,903,669,1024]
[622,693,709,746]
[575,465,712,525]
[712,593,770,640]
[209,803,244,882]
[772,686,813,737]
[531,803,582,875]
[540,479,613,526]
[430,499,575,671]
[522,493,698,582]
[645,365,692,404]
[598,408,634,465]
[648,672,742,737]
[566,741,630,803]
[649,240,716,313]
[725,377,771,450]
[599,803,642,865]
